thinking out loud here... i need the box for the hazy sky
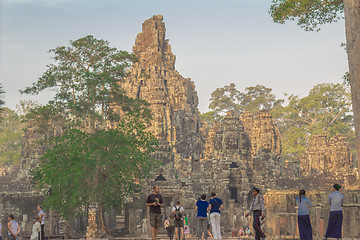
[0,0,348,113]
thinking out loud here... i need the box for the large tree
[22,35,158,236]
[0,108,23,165]
[0,84,5,120]
[269,0,360,169]
[203,83,283,123]
[275,83,354,161]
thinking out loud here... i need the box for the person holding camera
[146,186,163,240]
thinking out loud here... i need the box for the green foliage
[0,108,23,165]
[270,0,344,31]
[242,85,284,113]
[206,83,283,123]
[0,84,5,120]
[277,83,354,158]
[208,83,242,115]
[22,36,159,222]
[32,115,159,220]
[199,111,223,124]
[21,35,150,129]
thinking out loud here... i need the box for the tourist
[37,206,46,240]
[172,201,184,240]
[31,216,41,240]
[7,215,20,240]
[168,213,175,240]
[296,189,313,240]
[165,216,175,240]
[324,183,344,240]
[239,227,244,237]
[245,228,250,237]
[208,192,223,240]
[146,186,163,240]
[183,214,190,236]
[245,187,266,240]
[206,213,213,239]
[165,218,170,234]
[195,194,209,240]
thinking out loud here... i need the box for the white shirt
[172,206,184,220]
[31,222,41,240]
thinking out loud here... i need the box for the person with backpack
[172,201,184,240]
[208,192,223,240]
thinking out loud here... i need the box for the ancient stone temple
[7,15,360,239]
[121,15,202,175]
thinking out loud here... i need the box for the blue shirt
[196,200,209,217]
[328,191,344,211]
[209,197,223,214]
[296,196,312,215]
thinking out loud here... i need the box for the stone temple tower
[121,15,203,176]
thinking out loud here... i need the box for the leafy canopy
[203,83,283,123]
[0,84,5,120]
[274,83,354,158]
[33,116,159,220]
[21,35,150,129]
[0,108,22,165]
[22,36,159,220]
[269,0,344,31]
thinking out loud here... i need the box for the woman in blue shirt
[324,183,344,240]
[296,189,312,240]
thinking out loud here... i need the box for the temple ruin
[1,15,360,239]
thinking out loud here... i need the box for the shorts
[149,213,161,228]
[174,219,184,228]
[7,235,15,240]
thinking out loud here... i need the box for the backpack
[174,207,182,220]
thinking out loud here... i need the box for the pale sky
[0,0,348,113]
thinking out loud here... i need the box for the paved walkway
[112,234,360,240]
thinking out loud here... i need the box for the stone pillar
[86,204,97,239]
[275,214,280,239]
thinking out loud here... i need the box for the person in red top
[146,186,163,240]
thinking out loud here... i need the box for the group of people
[1,205,46,240]
[146,184,345,240]
[146,186,264,240]
[296,184,344,240]
[163,202,190,240]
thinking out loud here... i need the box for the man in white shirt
[172,201,184,240]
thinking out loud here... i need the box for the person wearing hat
[324,184,344,240]
[245,187,266,240]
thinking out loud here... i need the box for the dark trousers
[253,210,265,240]
[166,226,175,240]
[325,210,343,239]
[41,224,45,240]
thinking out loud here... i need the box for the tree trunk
[344,0,360,171]
[98,202,107,237]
